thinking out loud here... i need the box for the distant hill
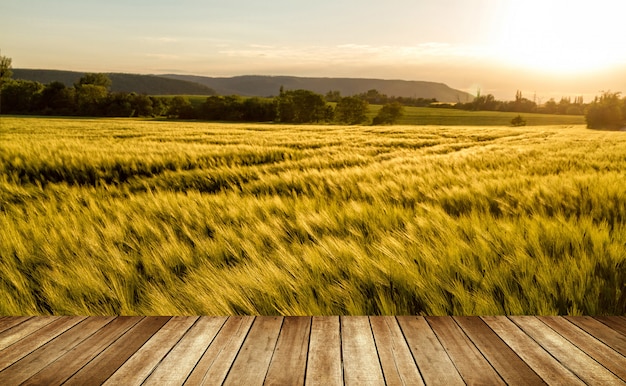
[163,74,474,102]
[12,69,474,102]
[12,69,217,95]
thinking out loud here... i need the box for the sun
[494,0,626,75]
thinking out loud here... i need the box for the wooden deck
[0,316,625,385]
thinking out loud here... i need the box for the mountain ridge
[12,69,217,95]
[164,74,474,102]
[12,69,474,102]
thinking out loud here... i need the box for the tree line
[0,68,403,124]
[0,55,624,129]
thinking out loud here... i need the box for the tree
[167,96,194,119]
[510,115,526,126]
[335,96,369,124]
[276,89,327,123]
[76,73,112,89]
[74,73,111,116]
[0,55,13,115]
[586,91,624,130]
[39,81,75,114]
[373,102,404,125]
[75,84,108,116]
[0,79,43,113]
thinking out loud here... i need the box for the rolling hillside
[12,69,474,102]
[12,69,217,95]
[164,74,474,102]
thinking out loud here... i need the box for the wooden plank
[426,316,505,385]
[0,316,113,385]
[340,316,385,386]
[0,317,31,335]
[63,316,170,386]
[143,316,227,385]
[539,316,626,381]
[264,316,311,386]
[305,316,342,386]
[222,316,283,386]
[481,316,584,385]
[20,316,142,386]
[510,316,623,385]
[184,316,254,385]
[102,316,198,385]
[595,316,626,337]
[566,316,626,356]
[454,316,546,385]
[369,316,424,386]
[0,316,59,350]
[0,316,85,372]
[396,316,464,385]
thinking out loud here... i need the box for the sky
[1,0,625,100]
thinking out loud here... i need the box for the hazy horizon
[2,0,625,101]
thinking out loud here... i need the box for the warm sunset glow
[496,0,626,74]
[1,0,625,98]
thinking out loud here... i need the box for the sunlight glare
[496,0,625,74]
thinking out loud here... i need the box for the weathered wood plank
[102,316,198,385]
[595,316,626,337]
[341,316,385,386]
[565,316,626,356]
[510,316,623,385]
[20,316,142,386]
[143,316,227,385]
[539,316,626,381]
[184,316,254,385]
[63,316,170,386]
[0,316,85,372]
[426,316,505,385]
[264,316,311,386]
[0,316,113,385]
[454,316,546,385]
[396,316,464,385]
[0,317,31,335]
[305,316,342,386]
[369,316,424,386]
[0,316,58,350]
[222,316,283,386]
[481,316,584,385]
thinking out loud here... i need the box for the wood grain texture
[143,316,227,385]
[427,316,505,385]
[102,316,197,386]
[0,316,624,385]
[306,316,342,386]
[0,316,85,372]
[369,316,423,386]
[481,316,584,385]
[511,316,623,385]
[222,316,283,386]
[21,316,142,386]
[455,316,546,385]
[565,316,626,356]
[63,316,170,386]
[0,316,59,350]
[396,316,464,385]
[184,316,254,385]
[0,317,114,385]
[264,316,311,386]
[0,317,31,335]
[595,316,626,337]
[539,316,626,381]
[341,316,385,386]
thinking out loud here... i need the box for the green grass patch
[0,116,624,316]
[367,105,585,126]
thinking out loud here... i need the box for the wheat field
[1,116,625,315]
